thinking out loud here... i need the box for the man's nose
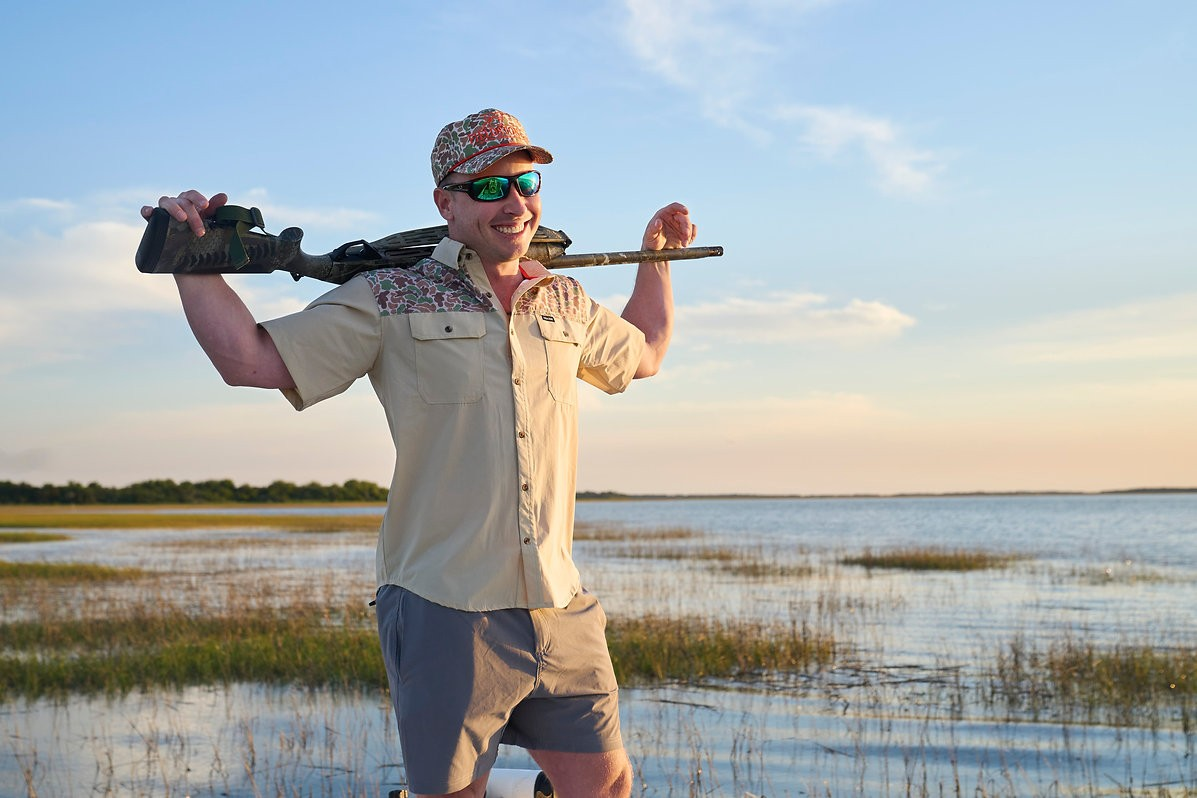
[499,184,531,213]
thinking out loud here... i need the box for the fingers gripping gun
[135,205,723,284]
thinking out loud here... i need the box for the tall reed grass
[0,561,147,581]
[0,531,72,543]
[841,546,1020,571]
[988,634,1197,728]
[608,616,837,684]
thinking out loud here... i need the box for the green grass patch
[841,546,1019,571]
[606,543,812,578]
[574,522,700,542]
[989,635,1197,727]
[607,615,837,685]
[0,531,72,544]
[0,603,839,699]
[0,606,384,700]
[0,506,382,532]
[0,560,148,582]
[720,560,814,579]
[608,543,737,562]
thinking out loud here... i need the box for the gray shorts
[374,584,622,795]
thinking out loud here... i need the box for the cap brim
[454,144,553,176]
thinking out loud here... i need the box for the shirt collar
[432,237,555,283]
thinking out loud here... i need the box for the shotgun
[135,205,722,285]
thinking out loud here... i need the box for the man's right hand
[140,190,229,237]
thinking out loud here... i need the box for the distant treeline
[0,479,389,505]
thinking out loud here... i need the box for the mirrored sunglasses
[440,170,541,202]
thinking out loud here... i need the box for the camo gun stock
[135,206,722,285]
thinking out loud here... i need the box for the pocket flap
[409,312,487,341]
[536,315,584,345]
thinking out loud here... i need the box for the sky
[1,1,1194,496]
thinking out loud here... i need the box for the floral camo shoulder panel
[513,274,590,323]
[364,258,493,316]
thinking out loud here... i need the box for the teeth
[495,222,526,234]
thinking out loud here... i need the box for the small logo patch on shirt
[540,314,556,322]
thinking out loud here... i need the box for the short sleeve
[258,277,382,410]
[578,299,646,395]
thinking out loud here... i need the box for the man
[144,108,696,798]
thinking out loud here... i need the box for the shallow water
[2,494,1195,796]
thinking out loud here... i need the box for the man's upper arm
[258,279,382,410]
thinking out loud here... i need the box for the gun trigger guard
[330,239,382,263]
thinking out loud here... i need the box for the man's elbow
[214,360,294,390]
[633,350,665,379]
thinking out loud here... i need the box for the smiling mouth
[494,220,530,235]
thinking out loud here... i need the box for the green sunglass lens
[515,172,540,196]
[473,177,506,201]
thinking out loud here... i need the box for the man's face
[434,152,542,270]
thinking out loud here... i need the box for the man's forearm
[622,262,673,378]
[174,274,295,389]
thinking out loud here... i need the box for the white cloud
[1000,293,1197,364]
[0,192,371,373]
[677,291,915,345]
[619,0,946,195]
[3,197,76,213]
[0,220,177,369]
[238,188,380,232]
[776,104,946,195]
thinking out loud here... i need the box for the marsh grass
[0,506,382,532]
[0,561,148,582]
[722,559,814,578]
[0,601,384,700]
[608,543,739,562]
[605,543,813,579]
[150,533,371,551]
[0,574,838,701]
[1072,563,1174,586]
[989,634,1197,727]
[574,522,699,542]
[841,546,1021,571]
[0,531,72,543]
[607,615,837,685]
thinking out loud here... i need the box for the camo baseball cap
[431,108,553,185]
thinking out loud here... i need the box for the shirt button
[521,483,529,491]
[444,325,453,332]
[513,377,521,385]
[523,537,531,544]
[518,431,526,439]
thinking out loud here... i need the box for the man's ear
[433,188,454,222]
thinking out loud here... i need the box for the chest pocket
[536,315,585,405]
[409,312,487,404]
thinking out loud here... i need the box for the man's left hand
[642,202,697,252]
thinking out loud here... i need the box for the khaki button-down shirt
[260,238,645,610]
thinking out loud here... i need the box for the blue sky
[1,1,1194,495]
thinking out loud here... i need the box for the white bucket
[485,767,554,797]
[387,767,553,798]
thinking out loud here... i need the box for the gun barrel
[547,245,723,269]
